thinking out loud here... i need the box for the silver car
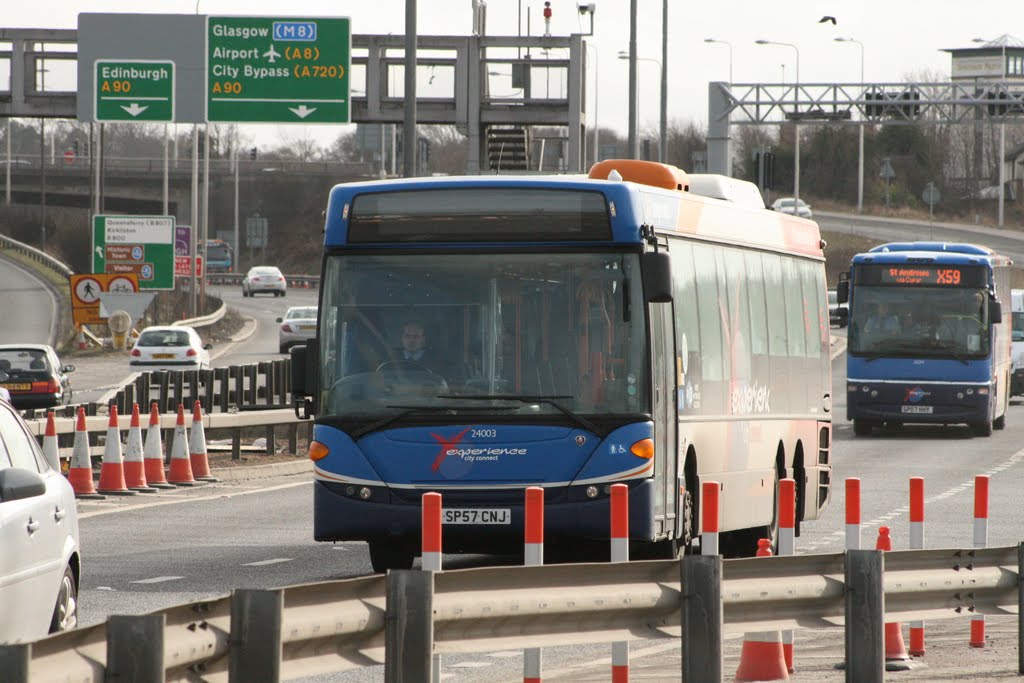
[242,266,287,297]
[277,306,317,354]
[770,197,813,219]
[0,398,80,642]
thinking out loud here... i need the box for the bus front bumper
[846,380,991,424]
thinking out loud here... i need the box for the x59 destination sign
[206,16,351,123]
[93,215,175,290]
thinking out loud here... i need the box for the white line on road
[242,558,293,567]
[131,576,184,584]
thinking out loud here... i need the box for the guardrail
[205,273,320,289]
[173,297,227,329]
[3,545,1020,682]
[0,233,74,278]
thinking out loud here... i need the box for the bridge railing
[3,545,1020,682]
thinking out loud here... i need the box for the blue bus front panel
[847,379,991,424]
[311,421,660,550]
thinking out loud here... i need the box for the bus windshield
[318,251,648,420]
[207,242,232,261]
[849,285,990,357]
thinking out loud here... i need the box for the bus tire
[994,413,1006,430]
[852,419,873,436]
[972,420,993,437]
[368,540,416,573]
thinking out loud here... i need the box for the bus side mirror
[990,299,1002,324]
[836,278,849,304]
[641,251,673,303]
[291,339,319,419]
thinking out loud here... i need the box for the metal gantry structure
[709,80,1024,224]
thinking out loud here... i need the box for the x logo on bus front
[430,426,473,472]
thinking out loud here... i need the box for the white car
[277,306,318,354]
[0,397,80,643]
[129,326,212,372]
[770,197,813,219]
[242,266,287,297]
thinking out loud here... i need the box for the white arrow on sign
[121,103,149,117]
[289,105,317,119]
[95,246,103,259]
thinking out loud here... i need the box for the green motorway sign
[94,60,175,122]
[93,215,176,290]
[206,16,351,123]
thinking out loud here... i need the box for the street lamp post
[756,40,801,200]
[974,37,1007,228]
[703,38,733,83]
[585,44,600,166]
[835,37,865,213]
[618,51,664,162]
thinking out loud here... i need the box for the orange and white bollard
[909,477,925,656]
[610,484,629,683]
[189,400,217,481]
[846,478,861,550]
[68,407,103,499]
[524,487,544,683]
[702,480,720,556]
[42,411,60,472]
[778,478,796,673]
[167,404,197,486]
[123,403,156,492]
[971,475,989,648]
[421,491,443,681]
[96,406,136,496]
[734,539,789,681]
[877,527,913,671]
[143,403,174,488]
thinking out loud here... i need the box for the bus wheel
[972,420,993,437]
[994,413,1006,430]
[852,419,874,436]
[655,489,692,559]
[368,540,416,573]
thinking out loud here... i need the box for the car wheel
[48,564,78,634]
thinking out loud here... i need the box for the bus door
[650,301,678,537]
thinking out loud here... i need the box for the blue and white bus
[840,242,1011,436]
[292,160,833,571]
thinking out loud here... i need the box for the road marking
[803,445,1024,552]
[79,480,310,519]
[131,576,184,584]
[242,558,293,567]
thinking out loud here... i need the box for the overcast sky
[5,0,1023,149]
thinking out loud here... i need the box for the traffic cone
[189,400,217,481]
[67,407,103,499]
[734,539,789,681]
[877,527,915,672]
[76,324,87,350]
[143,403,174,488]
[42,411,60,472]
[123,403,156,492]
[96,406,136,496]
[167,404,198,486]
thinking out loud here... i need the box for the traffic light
[899,89,921,119]
[988,89,1009,116]
[865,90,885,118]
[250,146,257,160]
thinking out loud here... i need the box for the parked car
[0,396,80,643]
[129,326,212,372]
[277,306,318,354]
[242,266,287,297]
[0,344,75,409]
[770,197,813,219]
[828,289,848,328]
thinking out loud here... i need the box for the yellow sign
[69,273,140,327]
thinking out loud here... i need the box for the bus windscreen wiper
[439,394,607,436]
[349,404,514,440]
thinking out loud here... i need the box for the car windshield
[287,307,317,320]
[318,251,649,420]
[137,331,191,347]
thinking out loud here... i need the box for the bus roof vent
[588,159,688,191]
[686,174,765,209]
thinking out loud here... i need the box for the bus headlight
[359,487,372,500]
[586,486,599,498]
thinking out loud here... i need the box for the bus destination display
[857,263,986,287]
